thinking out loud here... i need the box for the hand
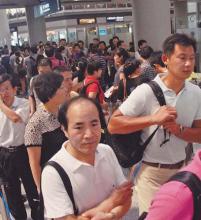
[109,181,133,207]
[151,106,177,125]
[163,121,181,135]
[0,94,4,106]
[91,212,114,220]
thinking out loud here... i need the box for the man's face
[120,42,128,50]
[0,80,16,107]
[164,44,195,80]
[38,65,52,75]
[74,46,80,53]
[61,71,73,95]
[140,42,147,49]
[113,38,119,46]
[65,101,101,158]
[60,40,66,47]
[78,42,84,49]
[93,39,99,46]
[99,43,106,51]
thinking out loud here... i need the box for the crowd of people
[0,33,200,220]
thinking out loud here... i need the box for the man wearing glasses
[108,33,201,215]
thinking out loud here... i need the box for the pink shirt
[146,150,201,220]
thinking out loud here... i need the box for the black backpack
[110,81,166,168]
[39,161,78,220]
[139,171,201,220]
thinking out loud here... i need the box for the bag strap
[168,171,201,220]
[45,161,79,215]
[147,81,169,147]
[141,81,166,147]
[123,79,127,100]
[83,81,102,99]
[148,81,166,106]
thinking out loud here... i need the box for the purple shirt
[146,150,201,220]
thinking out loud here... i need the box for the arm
[108,106,177,134]
[27,146,41,192]
[88,92,98,99]
[163,119,201,143]
[0,98,22,123]
[82,181,133,219]
[28,95,36,117]
[29,78,36,117]
[55,215,89,220]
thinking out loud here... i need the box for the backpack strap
[148,81,166,106]
[44,161,78,215]
[168,171,201,220]
[148,81,169,147]
[82,81,102,100]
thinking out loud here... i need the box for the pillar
[132,0,171,50]
[0,10,11,48]
[25,6,47,45]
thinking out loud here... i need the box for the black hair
[30,45,38,54]
[37,58,52,68]
[34,72,64,103]
[116,48,130,64]
[53,66,72,74]
[123,60,141,79]
[113,36,119,41]
[99,41,106,47]
[73,43,80,49]
[139,46,154,59]
[45,47,55,57]
[163,33,196,56]
[78,40,84,45]
[87,61,102,75]
[149,51,165,67]
[78,58,88,73]
[138,39,147,48]
[58,96,106,131]
[117,40,124,48]
[0,74,19,88]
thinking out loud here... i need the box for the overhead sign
[34,0,61,18]
[107,16,124,22]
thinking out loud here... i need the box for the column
[25,6,47,45]
[132,0,171,50]
[0,10,11,48]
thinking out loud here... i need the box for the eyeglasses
[160,129,171,147]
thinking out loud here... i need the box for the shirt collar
[61,141,105,173]
[154,73,188,93]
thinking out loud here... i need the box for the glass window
[85,3,95,9]
[73,4,84,9]
[96,3,106,8]
[107,3,117,8]
[187,2,197,13]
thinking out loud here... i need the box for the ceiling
[0,0,112,8]
[0,0,40,8]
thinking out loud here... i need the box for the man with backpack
[108,33,201,214]
[145,150,201,220]
[41,97,133,220]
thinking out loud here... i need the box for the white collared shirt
[119,73,201,164]
[0,97,29,147]
[41,142,126,219]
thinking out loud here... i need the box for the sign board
[34,0,61,18]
